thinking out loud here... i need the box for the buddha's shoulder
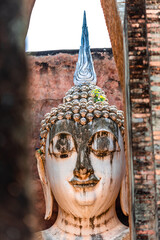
[33,227,61,240]
[33,226,130,240]
[32,232,43,240]
[121,231,130,240]
[112,226,130,240]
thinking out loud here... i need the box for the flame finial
[73,11,97,86]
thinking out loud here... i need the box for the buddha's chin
[73,195,101,218]
[74,189,97,207]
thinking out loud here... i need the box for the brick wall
[125,0,160,239]
[146,1,160,235]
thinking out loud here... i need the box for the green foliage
[91,89,106,103]
[37,149,43,155]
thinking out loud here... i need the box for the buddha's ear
[35,151,53,220]
[120,171,129,216]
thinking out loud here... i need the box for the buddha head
[35,11,128,228]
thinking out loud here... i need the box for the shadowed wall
[0,1,32,240]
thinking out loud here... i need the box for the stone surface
[116,0,126,26]
[100,0,124,92]
[27,49,123,231]
[34,42,127,239]
[37,115,128,239]
[22,0,36,37]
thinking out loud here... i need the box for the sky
[26,0,111,52]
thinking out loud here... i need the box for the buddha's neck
[54,205,119,236]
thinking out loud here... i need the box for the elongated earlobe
[41,180,53,220]
[35,151,53,220]
[120,172,129,216]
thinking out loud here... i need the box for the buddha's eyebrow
[90,119,118,139]
[49,120,77,142]
[49,129,73,143]
[89,130,117,142]
[51,132,73,142]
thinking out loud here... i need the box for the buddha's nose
[73,148,94,180]
[73,165,94,180]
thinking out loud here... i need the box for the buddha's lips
[69,175,100,188]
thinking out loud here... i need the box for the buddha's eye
[89,131,120,157]
[49,133,75,158]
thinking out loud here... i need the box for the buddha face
[45,118,125,218]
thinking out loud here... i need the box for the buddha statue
[35,11,129,240]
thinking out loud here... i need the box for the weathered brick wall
[146,1,160,235]
[27,49,123,231]
[125,0,160,239]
